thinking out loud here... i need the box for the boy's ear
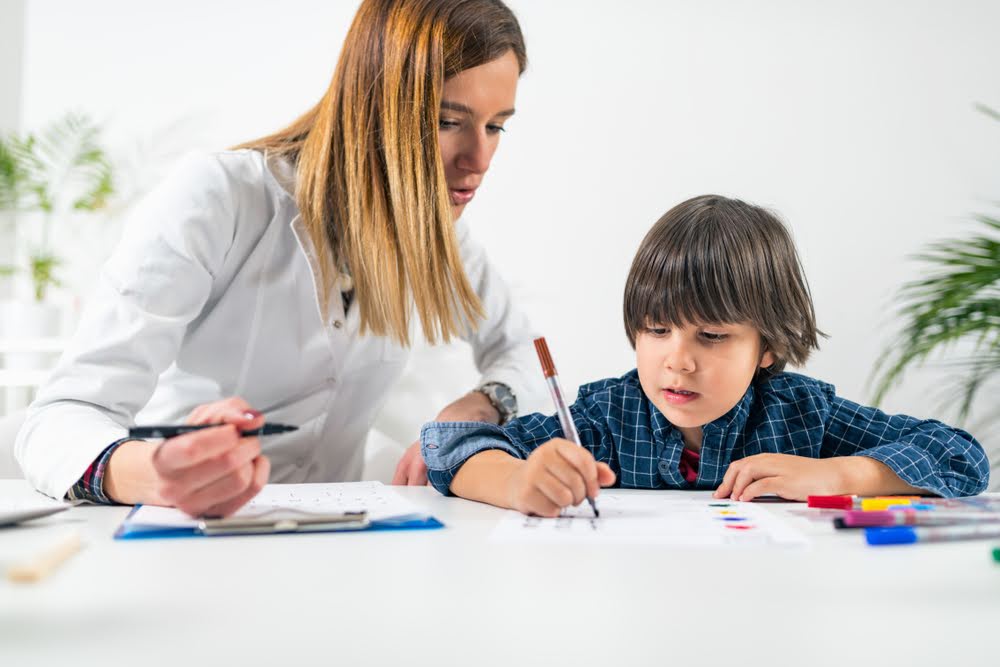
[759,349,776,370]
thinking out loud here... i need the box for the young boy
[421,195,989,516]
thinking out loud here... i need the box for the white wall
[0,0,26,301]
[0,0,24,132]
[15,1,1000,466]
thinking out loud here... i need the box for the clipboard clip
[196,509,369,536]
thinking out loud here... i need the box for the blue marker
[867,523,1000,546]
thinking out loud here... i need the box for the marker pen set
[807,494,1000,552]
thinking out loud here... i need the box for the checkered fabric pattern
[422,370,989,498]
[66,439,131,504]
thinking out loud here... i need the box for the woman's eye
[438,119,460,129]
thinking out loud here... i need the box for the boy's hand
[507,439,616,517]
[713,453,847,502]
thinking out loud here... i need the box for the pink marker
[844,509,1000,528]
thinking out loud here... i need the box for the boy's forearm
[836,456,926,496]
[450,450,523,509]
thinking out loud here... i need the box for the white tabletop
[0,480,997,667]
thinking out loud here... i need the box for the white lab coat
[16,150,540,499]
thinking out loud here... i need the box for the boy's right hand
[507,439,616,517]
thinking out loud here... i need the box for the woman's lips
[449,188,476,205]
[662,388,700,405]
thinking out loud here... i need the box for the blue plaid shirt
[421,370,988,498]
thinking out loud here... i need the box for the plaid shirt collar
[646,377,756,445]
[643,376,757,487]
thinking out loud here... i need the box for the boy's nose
[664,343,696,374]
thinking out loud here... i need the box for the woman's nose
[456,131,492,174]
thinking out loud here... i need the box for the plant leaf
[871,213,1000,426]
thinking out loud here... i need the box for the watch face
[480,382,517,423]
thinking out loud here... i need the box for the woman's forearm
[104,441,166,506]
[450,449,523,508]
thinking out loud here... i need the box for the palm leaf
[0,137,26,210]
[871,214,1000,424]
[9,112,114,214]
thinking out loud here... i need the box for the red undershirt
[679,447,701,483]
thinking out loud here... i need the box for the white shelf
[0,369,51,387]
[0,337,67,353]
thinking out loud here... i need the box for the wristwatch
[475,381,518,425]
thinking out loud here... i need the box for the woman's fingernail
[244,410,263,419]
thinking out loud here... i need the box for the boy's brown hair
[623,195,822,375]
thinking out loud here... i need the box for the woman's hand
[507,439,616,517]
[392,391,501,486]
[106,397,270,517]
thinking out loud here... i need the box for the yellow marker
[7,532,82,583]
[860,497,915,512]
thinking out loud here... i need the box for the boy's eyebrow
[440,100,516,118]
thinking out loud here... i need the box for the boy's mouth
[662,387,700,405]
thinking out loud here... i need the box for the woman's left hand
[391,391,500,485]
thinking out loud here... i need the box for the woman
[15,0,539,517]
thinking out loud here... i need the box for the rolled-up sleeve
[822,396,989,497]
[421,421,524,495]
[421,399,613,495]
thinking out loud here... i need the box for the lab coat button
[333,320,343,329]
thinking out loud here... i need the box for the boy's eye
[700,331,728,343]
[646,327,669,337]
[486,123,506,134]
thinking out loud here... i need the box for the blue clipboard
[114,505,444,540]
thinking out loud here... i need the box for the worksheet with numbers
[490,493,809,547]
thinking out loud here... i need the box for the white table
[1,480,997,667]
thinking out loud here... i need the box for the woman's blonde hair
[237,0,526,345]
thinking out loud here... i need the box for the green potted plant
[871,105,999,433]
[0,112,114,342]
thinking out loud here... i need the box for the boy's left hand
[713,453,847,502]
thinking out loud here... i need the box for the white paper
[490,493,809,547]
[0,495,69,513]
[0,493,70,525]
[127,481,425,527]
